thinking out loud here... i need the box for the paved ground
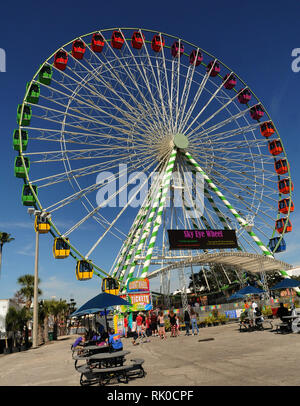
[0,321,300,386]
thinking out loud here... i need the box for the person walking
[136,312,143,338]
[184,309,191,336]
[124,314,128,338]
[190,308,199,336]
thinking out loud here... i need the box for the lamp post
[28,208,40,349]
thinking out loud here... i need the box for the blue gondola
[268,237,286,253]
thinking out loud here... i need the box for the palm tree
[17,274,42,347]
[17,274,42,309]
[49,299,69,339]
[0,232,15,278]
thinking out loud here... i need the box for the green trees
[0,232,14,278]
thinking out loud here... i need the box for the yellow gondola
[76,260,93,281]
[53,237,70,259]
[101,277,120,295]
[34,215,51,234]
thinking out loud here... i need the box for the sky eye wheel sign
[14,28,295,294]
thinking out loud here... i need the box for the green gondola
[21,184,37,206]
[17,104,32,126]
[38,64,53,85]
[26,82,40,104]
[13,129,28,151]
[14,156,30,178]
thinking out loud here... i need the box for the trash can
[48,332,54,341]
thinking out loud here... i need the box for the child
[107,328,123,352]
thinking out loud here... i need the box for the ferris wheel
[14,27,294,292]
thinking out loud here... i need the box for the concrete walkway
[0,322,299,386]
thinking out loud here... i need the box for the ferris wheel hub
[173,133,189,149]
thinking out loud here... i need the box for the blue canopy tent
[238,285,265,295]
[228,285,265,301]
[228,292,245,300]
[70,292,131,332]
[269,278,300,290]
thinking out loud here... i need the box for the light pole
[28,208,41,349]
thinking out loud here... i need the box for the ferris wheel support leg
[140,148,178,279]
[184,151,300,295]
[119,182,164,291]
[111,183,158,279]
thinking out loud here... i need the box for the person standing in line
[190,308,199,336]
[157,311,167,339]
[150,310,158,337]
[184,309,191,336]
[176,312,180,336]
[168,310,178,337]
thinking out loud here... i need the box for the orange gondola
[275,217,292,234]
[278,178,294,194]
[268,139,283,155]
[260,121,275,138]
[278,198,294,215]
[274,159,289,175]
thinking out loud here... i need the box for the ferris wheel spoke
[183,73,233,135]
[184,151,274,257]
[63,155,161,239]
[85,160,162,259]
[89,32,163,133]
[185,89,249,139]
[121,37,168,133]
[193,121,266,144]
[37,85,155,137]
[177,63,197,131]
[44,153,157,214]
[178,69,211,133]
[52,52,160,135]
[138,33,170,130]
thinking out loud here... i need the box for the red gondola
[275,217,292,234]
[223,73,236,90]
[171,41,184,58]
[54,50,68,71]
[260,121,275,138]
[111,30,125,49]
[278,178,294,194]
[91,33,105,53]
[250,104,264,120]
[131,31,145,49]
[72,39,86,60]
[237,88,251,104]
[268,139,283,155]
[274,159,289,175]
[151,34,165,52]
[278,198,294,214]
[206,60,220,77]
[189,49,203,66]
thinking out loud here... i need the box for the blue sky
[1,0,300,307]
